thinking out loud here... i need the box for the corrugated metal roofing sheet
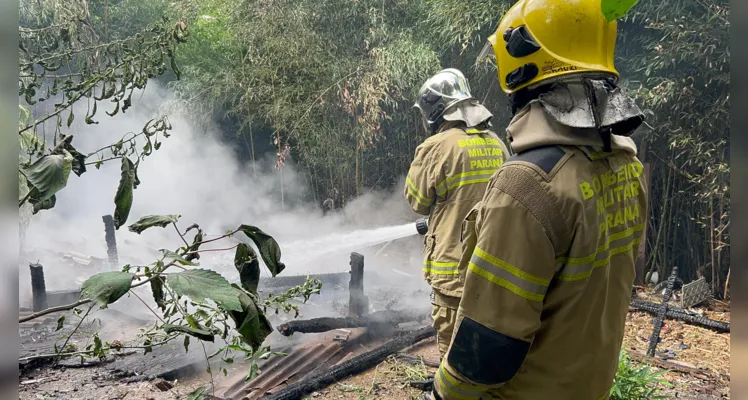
[222,341,345,400]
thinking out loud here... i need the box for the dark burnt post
[646,266,678,357]
[348,252,369,317]
[29,262,48,312]
[102,215,119,268]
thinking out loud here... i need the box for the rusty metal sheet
[222,342,343,400]
[222,329,372,400]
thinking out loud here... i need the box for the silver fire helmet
[414,68,474,133]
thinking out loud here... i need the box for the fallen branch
[626,351,712,378]
[395,352,440,368]
[264,326,435,400]
[630,299,730,333]
[277,308,431,336]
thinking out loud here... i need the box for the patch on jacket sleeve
[446,317,531,385]
[507,145,566,174]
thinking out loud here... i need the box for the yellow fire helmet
[489,0,620,94]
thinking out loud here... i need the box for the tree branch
[55,303,95,360]
[19,336,178,363]
[20,299,92,323]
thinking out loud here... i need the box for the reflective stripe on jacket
[405,122,509,297]
[435,103,648,400]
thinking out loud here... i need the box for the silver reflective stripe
[470,253,547,297]
[435,169,497,196]
[558,230,644,281]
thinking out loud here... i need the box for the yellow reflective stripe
[465,128,483,134]
[423,260,459,275]
[435,169,497,196]
[469,247,550,302]
[434,365,484,400]
[558,237,643,282]
[436,169,497,190]
[555,223,645,266]
[425,261,459,267]
[406,186,432,207]
[405,176,433,207]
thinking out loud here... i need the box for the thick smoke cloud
[20,81,429,312]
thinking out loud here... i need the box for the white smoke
[19,81,430,311]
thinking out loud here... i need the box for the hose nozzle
[415,217,429,235]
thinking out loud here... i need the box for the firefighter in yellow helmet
[405,68,510,362]
[428,1,648,399]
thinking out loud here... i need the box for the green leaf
[149,276,167,311]
[167,269,243,312]
[185,228,204,263]
[113,158,137,229]
[93,335,103,357]
[22,151,73,206]
[186,386,206,400]
[170,56,181,80]
[80,271,135,307]
[56,314,65,331]
[19,131,42,153]
[161,249,198,266]
[128,214,181,234]
[234,243,260,294]
[238,225,286,276]
[62,140,87,177]
[32,195,56,214]
[163,324,214,342]
[228,285,273,351]
[600,0,639,22]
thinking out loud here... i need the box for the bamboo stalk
[723,268,730,300]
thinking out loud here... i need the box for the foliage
[610,352,670,400]
[23,215,322,384]
[128,214,181,233]
[18,0,188,226]
[19,148,73,213]
[17,0,326,390]
[170,0,442,203]
[80,271,134,307]
[617,0,730,292]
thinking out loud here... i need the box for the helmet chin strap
[509,78,615,153]
[428,115,446,135]
[508,84,553,115]
[582,77,612,153]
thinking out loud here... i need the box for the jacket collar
[506,102,638,156]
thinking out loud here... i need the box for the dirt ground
[18,367,208,400]
[19,294,730,400]
[308,294,731,400]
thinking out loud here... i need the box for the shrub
[610,351,671,400]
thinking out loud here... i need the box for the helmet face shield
[415,68,474,133]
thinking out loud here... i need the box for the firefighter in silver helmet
[405,68,510,363]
